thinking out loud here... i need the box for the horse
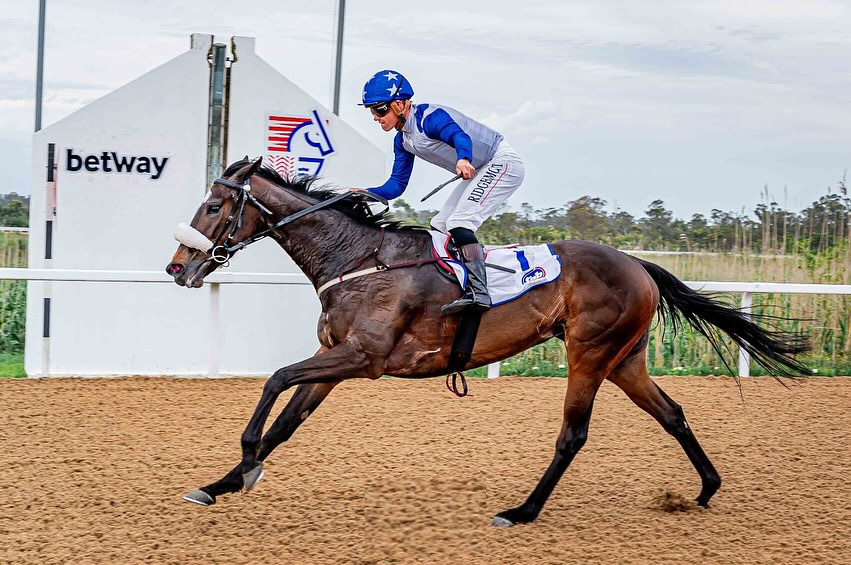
[166,157,810,527]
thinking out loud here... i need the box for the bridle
[184,175,387,265]
[174,172,439,299]
[205,177,268,264]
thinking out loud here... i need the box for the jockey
[359,69,526,315]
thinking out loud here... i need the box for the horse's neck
[256,180,432,285]
[274,212,381,284]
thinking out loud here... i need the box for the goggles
[369,102,392,117]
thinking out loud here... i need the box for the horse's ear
[237,156,263,182]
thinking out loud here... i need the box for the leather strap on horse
[445,309,483,398]
[211,178,390,261]
[316,256,439,297]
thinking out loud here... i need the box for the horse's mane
[223,159,419,231]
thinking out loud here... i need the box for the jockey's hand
[348,187,363,193]
[456,159,475,180]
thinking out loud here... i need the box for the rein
[210,176,445,297]
[207,177,389,264]
[177,175,439,295]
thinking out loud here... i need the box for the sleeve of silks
[422,108,473,162]
[366,132,415,200]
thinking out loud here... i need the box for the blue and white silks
[368,103,503,199]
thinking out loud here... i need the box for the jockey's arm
[422,109,474,178]
[365,132,414,199]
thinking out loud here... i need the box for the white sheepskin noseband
[174,223,214,253]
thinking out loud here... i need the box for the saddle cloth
[430,231,562,306]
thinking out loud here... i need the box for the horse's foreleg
[241,341,372,466]
[186,342,375,505]
[192,382,338,501]
[493,367,603,527]
[608,353,721,507]
[256,381,339,461]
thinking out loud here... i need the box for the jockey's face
[371,100,406,132]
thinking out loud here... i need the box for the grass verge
[0,352,25,378]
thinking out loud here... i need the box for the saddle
[429,231,562,305]
[432,237,463,282]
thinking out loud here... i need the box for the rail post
[738,291,753,377]
[209,283,221,377]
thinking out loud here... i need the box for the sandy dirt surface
[1,376,850,564]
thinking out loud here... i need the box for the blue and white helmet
[361,70,414,106]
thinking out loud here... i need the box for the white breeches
[430,140,525,233]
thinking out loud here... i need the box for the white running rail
[1,269,849,378]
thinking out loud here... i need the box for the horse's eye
[207,204,221,214]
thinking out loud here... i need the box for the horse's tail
[636,258,811,378]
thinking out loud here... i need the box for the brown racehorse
[166,157,810,526]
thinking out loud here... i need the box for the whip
[420,174,463,202]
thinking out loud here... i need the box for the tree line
[0,194,29,228]
[393,176,851,254]
[3,180,850,255]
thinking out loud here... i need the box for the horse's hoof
[183,489,215,506]
[491,515,515,527]
[242,463,265,493]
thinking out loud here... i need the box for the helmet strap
[395,100,410,130]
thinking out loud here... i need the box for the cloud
[719,25,785,42]
[0,77,111,102]
[713,0,845,21]
[0,100,33,131]
[480,100,579,143]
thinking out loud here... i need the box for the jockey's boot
[441,243,492,315]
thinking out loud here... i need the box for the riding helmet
[360,70,414,106]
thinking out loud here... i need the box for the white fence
[681,281,851,377]
[2,268,850,378]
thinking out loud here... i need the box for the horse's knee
[265,370,289,394]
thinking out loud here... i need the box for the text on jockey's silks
[65,148,170,180]
[467,163,505,203]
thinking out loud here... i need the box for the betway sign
[65,148,170,180]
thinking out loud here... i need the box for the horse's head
[166,157,266,287]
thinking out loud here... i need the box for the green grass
[0,352,25,378]
[0,232,27,360]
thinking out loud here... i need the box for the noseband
[175,175,387,265]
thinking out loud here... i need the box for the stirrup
[442,296,473,316]
[441,294,491,316]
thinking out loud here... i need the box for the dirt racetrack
[1,375,850,564]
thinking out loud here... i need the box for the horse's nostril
[166,263,184,277]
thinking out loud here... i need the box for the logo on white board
[65,149,169,180]
[265,109,336,178]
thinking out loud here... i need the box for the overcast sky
[2,0,850,218]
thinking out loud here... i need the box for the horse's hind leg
[608,347,721,507]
